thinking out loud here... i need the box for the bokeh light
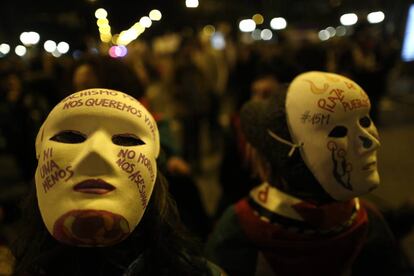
[44,40,57,53]
[252,14,264,25]
[52,50,62,58]
[318,29,330,41]
[20,31,40,46]
[15,45,27,56]
[340,13,358,26]
[149,9,162,21]
[0,44,10,55]
[97,18,109,26]
[109,45,128,58]
[367,11,385,24]
[203,25,216,36]
[270,17,287,30]
[95,8,108,19]
[57,42,70,54]
[186,0,199,8]
[326,26,336,37]
[101,33,112,43]
[261,29,273,40]
[239,19,256,32]
[251,29,261,40]
[139,16,152,28]
[211,32,225,49]
[336,26,347,36]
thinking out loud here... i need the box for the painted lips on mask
[73,179,115,195]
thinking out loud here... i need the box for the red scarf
[235,198,369,276]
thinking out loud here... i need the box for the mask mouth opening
[73,179,116,195]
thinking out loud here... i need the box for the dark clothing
[216,114,260,218]
[206,198,402,276]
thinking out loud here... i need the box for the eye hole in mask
[50,130,86,143]
[112,134,145,146]
[359,116,371,128]
[328,125,348,138]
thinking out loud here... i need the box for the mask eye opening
[112,134,145,146]
[359,116,372,128]
[328,125,348,138]
[50,130,87,144]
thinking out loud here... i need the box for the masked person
[205,72,403,276]
[12,88,223,276]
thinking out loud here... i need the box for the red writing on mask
[317,88,369,113]
[342,98,370,112]
[43,147,53,161]
[63,98,143,118]
[137,153,155,182]
[61,89,119,103]
[128,171,147,209]
[116,149,151,208]
[117,150,155,183]
[39,159,74,193]
[317,88,344,113]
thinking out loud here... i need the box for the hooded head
[241,71,380,202]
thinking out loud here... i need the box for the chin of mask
[34,88,160,246]
[285,71,380,201]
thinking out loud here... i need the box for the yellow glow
[111,34,120,44]
[149,9,162,21]
[140,16,152,28]
[100,33,112,43]
[99,26,111,34]
[203,25,215,36]
[252,14,264,25]
[116,39,127,46]
[97,18,109,26]
[117,37,132,46]
[95,8,108,19]
[120,30,138,41]
[132,23,145,33]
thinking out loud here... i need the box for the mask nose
[73,133,115,177]
[75,151,115,176]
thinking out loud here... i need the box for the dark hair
[240,86,333,203]
[12,169,211,275]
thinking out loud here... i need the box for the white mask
[285,71,380,201]
[34,89,160,246]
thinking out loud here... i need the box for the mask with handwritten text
[285,71,380,201]
[34,88,160,246]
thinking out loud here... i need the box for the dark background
[0,0,412,51]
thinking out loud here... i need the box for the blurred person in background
[349,22,392,124]
[172,35,212,173]
[216,63,283,219]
